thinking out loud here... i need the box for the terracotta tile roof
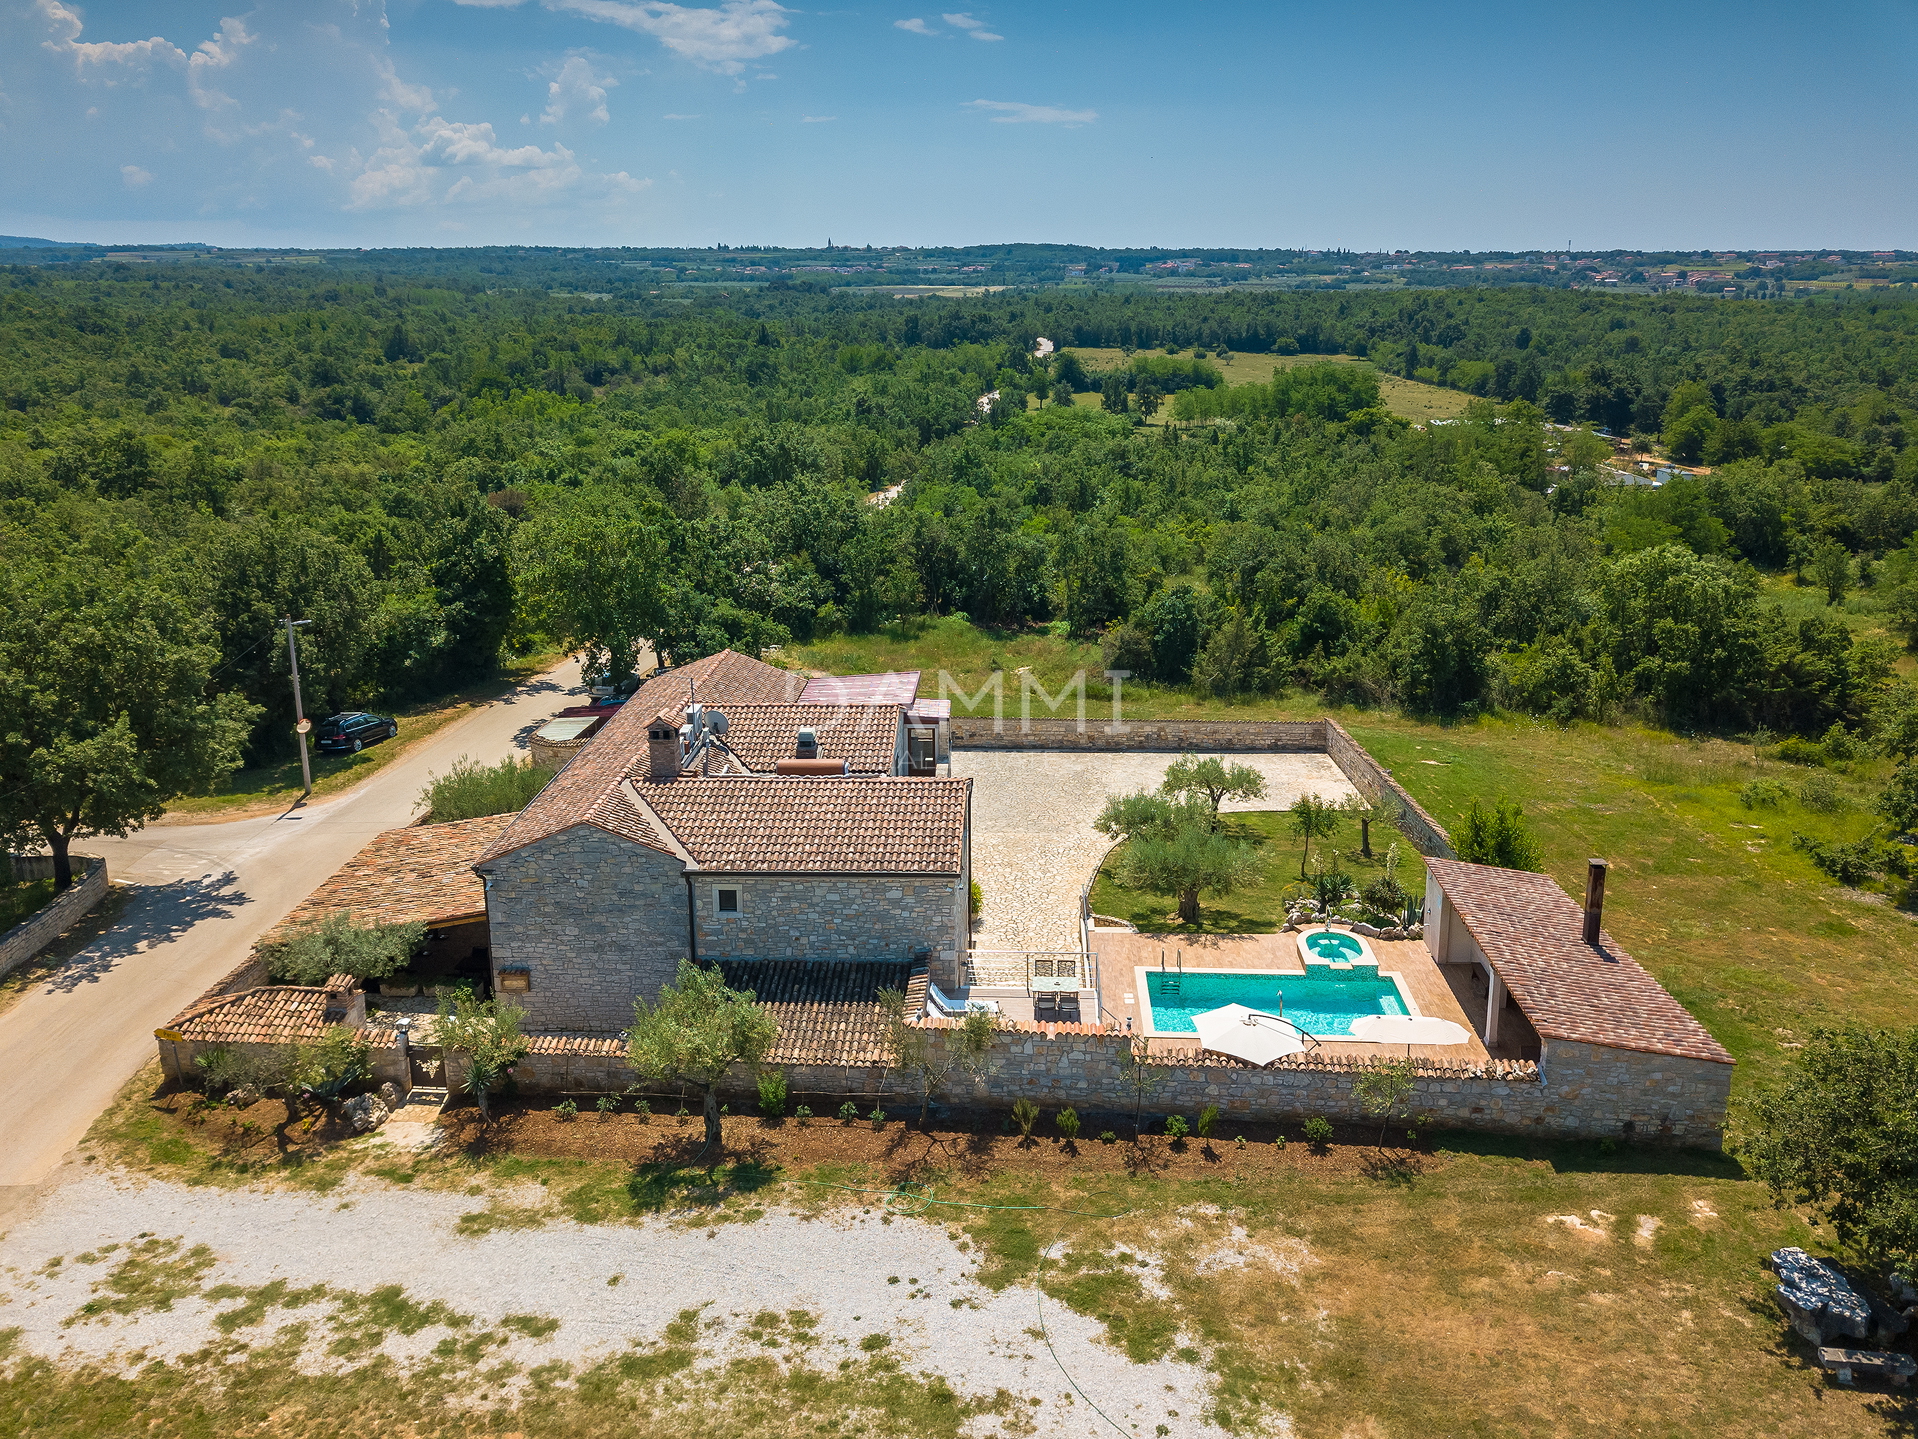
[258,814,512,949]
[800,672,921,705]
[633,775,969,874]
[169,986,337,1045]
[476,649,802,866]
[718,959,918,1065]
[714,704,901,774]
[1425,857,1732,1065]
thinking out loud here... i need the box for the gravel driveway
[0,1170,1240,1439]
[952,751,1357,952]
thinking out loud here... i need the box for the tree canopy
[627,958,778,1150]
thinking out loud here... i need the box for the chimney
[1583,858,1607,945]
[646,710,682,781]
[794,726,819,760]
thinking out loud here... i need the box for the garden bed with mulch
[436,1099,1435,1181]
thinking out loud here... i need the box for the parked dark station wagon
[314,712,398,754]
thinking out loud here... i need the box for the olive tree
[627,959,777,1151]
[1095,789,1262,925]
[1161,753,1268,830]
[257,911,424,987]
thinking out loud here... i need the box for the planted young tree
[1117,1035,1163,1140]
[0,559,259,889]
[435,991,531,1122]
[257,911,424,987]
[1340,792,1390,858]
[1162,753,1268,829]
[1287,793,1341,879]
[879,988,995,1125]
[1095,789,1261,924]
[291,1025,373,1118]
[627,958,777,1151]
[1732,1024,1918,1270]
[1353,1058,1418,1149]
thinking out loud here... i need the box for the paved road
[0,656,585,1196]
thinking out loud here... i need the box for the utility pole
[284,617,314,798]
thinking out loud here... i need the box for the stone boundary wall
[1322,719,1455,858]
[950,717,1325,752]
[155,1020,1728,1147]
[0,856,107,979]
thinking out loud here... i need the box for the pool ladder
[1159,948,1184,995]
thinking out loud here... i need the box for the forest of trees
[5,258,1918,870]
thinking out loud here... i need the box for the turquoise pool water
[1145,969,1409,1037]
[1300,930,1368,963]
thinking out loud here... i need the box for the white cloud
[542,0,793,74]
[346,110,646,210]
[21,1,655,236]
[942,12,1000,38]
[966,99,1095,125]
[39,0,186,70]
[801,114,834,122]
[540,54,616,124]
[894,17,935,33]
[662,112,700,119]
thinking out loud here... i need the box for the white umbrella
[1191,1004,1309,1067]
[1348,1014,1472,1052]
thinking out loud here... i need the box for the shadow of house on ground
[37,872,250,994]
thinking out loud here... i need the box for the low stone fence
[1,855,108,979]
[950,717,1326,752]
[1323,719,1454,859]
[156,1018,1727,1147]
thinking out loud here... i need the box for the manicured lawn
[165,652,564,817]
[1088,809,1428,935]
[783,622,1918,1095]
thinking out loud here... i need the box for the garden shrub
[756,1069,788,1118]
[1055,1106,1082,1140]
[1196,1103,1220,1139]
[1011,1097,1040,1138]
[1303,1116,1334,1145]
[1739,778,1789,808]
[1798,772,1846,813]
[1165,1114,1191,1141]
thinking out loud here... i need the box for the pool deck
[1091,930,1493,1066]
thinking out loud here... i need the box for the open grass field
[28,1063,1894,1439]
[779,618,1918,1096]
[162,651,563,819]
[1058,347,1474,425]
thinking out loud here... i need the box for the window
[715,887,741,916]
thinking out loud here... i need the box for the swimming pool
[1139,968,1412,1038]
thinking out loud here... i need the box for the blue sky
[2,0,1914,250]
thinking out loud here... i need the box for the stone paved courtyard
[952,749,1359,953]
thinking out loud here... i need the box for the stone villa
[155,650,1736,1148]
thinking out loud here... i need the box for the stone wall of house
[1,856,108,980]
[693,875,963,975]
[480,825,690,1033]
